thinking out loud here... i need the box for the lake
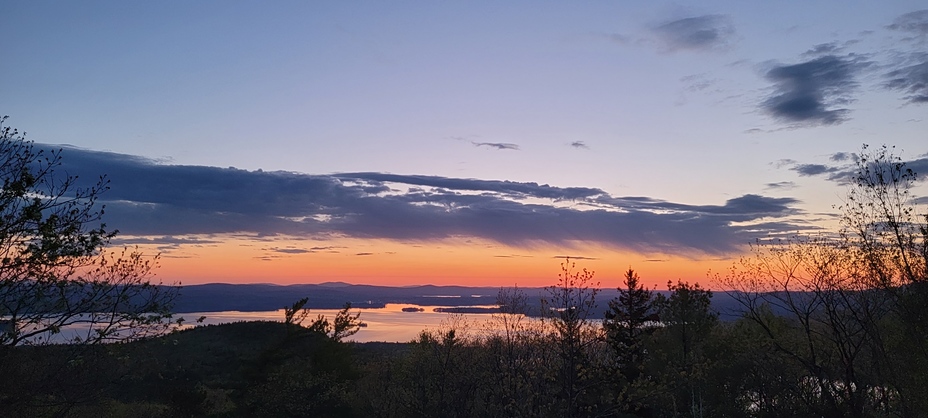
[176,303,509,343]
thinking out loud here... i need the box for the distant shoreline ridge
[171,282,746,320]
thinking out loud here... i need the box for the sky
[1,1,926,288]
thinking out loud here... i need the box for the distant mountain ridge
[171,283,747,320]
[171,282,518,312]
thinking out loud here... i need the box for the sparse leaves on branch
[285,298,361,342]
[718,144,928,416]
[0,116,176,346]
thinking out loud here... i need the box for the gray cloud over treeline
[49,145,806,255]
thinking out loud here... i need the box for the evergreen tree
[604,268,655,383]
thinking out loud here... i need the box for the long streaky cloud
[783,153,928,184]
[47,145,811,255]
[472,141,520,150]
[336,173,606,201]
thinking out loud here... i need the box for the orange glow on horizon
[134,236,742,290]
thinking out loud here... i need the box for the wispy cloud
[570,141,589,149]
[553,255,599,260]
[879,10,928,105]
[473,142,520,150]
[830,152,852,162]
[266,247,312,254]
[337,173,606,200]
[887,9,928,40]
[780,152,928,184]
[884,54,928,104]
[603,33,633,46]
[765,181,797,190]
[49,145,814,256]
[801,42,844,58]
[653,15,735,52]
[110,236,221,246]
[792,163,841,176]
[680,73,719,93]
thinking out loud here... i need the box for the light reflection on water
[177,303,508,343]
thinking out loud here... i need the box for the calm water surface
[178,303,509,343]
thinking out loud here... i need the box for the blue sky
[1,1,926,285]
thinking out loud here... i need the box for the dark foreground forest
[4,262,928,418]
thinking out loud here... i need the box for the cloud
[594,194,799,220]
[893,157,928,180]
[680,73,718,93]
[266,247,312,254]
[553,255,599,260]
[830,152,852,162]
[792,163,840,176]
[887,10,928,38]
[309,246,343,252]
[781,153,928,184]
[761,55,871,126]
[653,15,735,52]
[570,141,589,149]
[765,181,797,190]
[603,33,633,45]
[884,55,928,104]
[337,173,606,201]
[781,159,854,182]
[46,145,814,256]
[472,142,519,150]
[108,235,220,255]
[802,42,843,58]
[774,159,798,168]
[878,11,927,104]
[110,236,221,246]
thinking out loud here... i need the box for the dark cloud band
[48,145,808,255]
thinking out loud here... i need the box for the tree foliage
[719,144,928,417]
[540,258,603,417]
[285,297,362,342]
[653,280,718,418]
[0,116,175,346]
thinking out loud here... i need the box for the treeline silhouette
[5,257,927,417]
